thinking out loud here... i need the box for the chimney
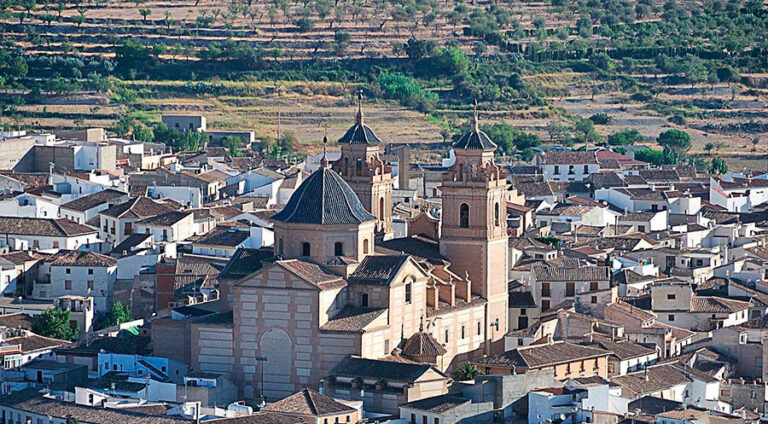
[644,367,649,381]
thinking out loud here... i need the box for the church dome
[271,167,376,225]
[338,122,383,145]
[452,101,497,150]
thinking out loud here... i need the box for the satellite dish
[559,413,566,421]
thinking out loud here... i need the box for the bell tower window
[459,203,469,228]
[494,202,500,226]
[334,242,344,256]
[356,158,363,176]
[302,242,311,257]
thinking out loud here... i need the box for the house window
[583,165,589,174]
[459,203,469,228]
[423,416,428,424]
[405,282,412,304]
[88,269,93,275]
[411,414,416,424]
[302,242,311,257]
[667,294,676,300]
[566,282,575,297]
[521,308,527,316]
[568,165,575,175]
[591,296,597,304]
[542,283,550,297]
[542,300,550,311]
[384,339,390,355]
[638,225,645,232]
[668,314,675,322]
[554,165,560,174]
[65,280,72,290]
[66,268,71,274]
[494,202,500,226]
[334,242,344,256]
[363,239,369,254]
[87,281,94,291]
[53,241,59,248]
[477,321,482,335]
[590,281,598,291]
[361,293,369,307]
[434,418,440,424]
[125,222,132,235]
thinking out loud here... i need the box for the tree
[65,415,79,424]
[222,135,244,156]
[710,157,728,175]
[751,137,760,152]
[453,363,482,381]
[589,113,612,125]
[607,128,644,146]
[704,142,714,155]
[32,308,79,341]
[138,8,152,23]
[657,129,691,155]
[574,118,600,147]
[588,53,613,71]
[295,16,314,32]
[546,120,567,143]
[104,301,132,327]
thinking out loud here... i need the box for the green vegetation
[32,308,79,341]
[103,301,132,328]
[453,363,483,381]
[607,128,644,146]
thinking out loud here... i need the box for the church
[193,100,510,401]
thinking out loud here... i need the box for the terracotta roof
[139,211,192,226]
[508,292,536,308]
[100,197,176,219]
[0,251,37,264]
[218,248,272,280]
[0,313,36,330]
[401,395,470,413]
[532,265,610,282]
[0,217,97,237]
[376,235,445,262]
[271,168,375,225]
[48,250,117,267]
[587,335,656,360]
[263,388,355,416]
[690,296,751,313]
[453,125,497,150]
[0,389,190,424]
[330,356,442,382]
[320,306,386,333]
[277,259,346,289]
[610,364,691,396]
[346,255,409,286]
[539,151,598,165]
[194,227,250,247]
[60,189,127,212]
[5,334,69,353]
[472,341,610,369]
[401,330,447,357]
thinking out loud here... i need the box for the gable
[388,257,431,288]
[234,261,322,292]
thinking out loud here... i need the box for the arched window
[334,242,344,256]
[460,203,470,228]
[363,239,369,254]
[404,281,412,304]
[379,197,385,218]
[278,239,284,256]
[458,162,464,181]
[302,242,311,257]
[494,202,500,226]
[356,157,363,176]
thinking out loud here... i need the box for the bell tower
[439,102,509,352]
[332,92,394,240]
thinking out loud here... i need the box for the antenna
[356,90,364,124]
[471,99,479,132]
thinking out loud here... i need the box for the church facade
[190,103,510,401]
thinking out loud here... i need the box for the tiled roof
[48,250,117,267]
[516,182,554,197]
[56,335,151,356]
[277,259,346,289]
[586,172,626,189]
[0,313,35,330]
[175,258,223,277]
[271,168,375,225]
[100,197,176,219]
[60,189,127,212]
[472,341,610,369]
[639,169,680,182]
[320,306,386,333]
[539,151,598,165]
[346,255,408,285]
[401,395,470,413]
[218,248,272,280]
[330,356,440,382]
[110,233,153,255]
[587,335,656,360]
[191,311,234,327]
[453,126,497,150]
[532,265,610,282]
[0,251,37,265]
[401,330,447,357]
[194,227,250,247]
[0,217,97,237]
[263,388,355,416]
[5,334,69,353]
[139,211,192,226]
[338,122,383,145]
[610,364,691,396]
[207,413,307,424]
[690,296,751,313]
[376,235,445,262]
[0,389,190,424]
